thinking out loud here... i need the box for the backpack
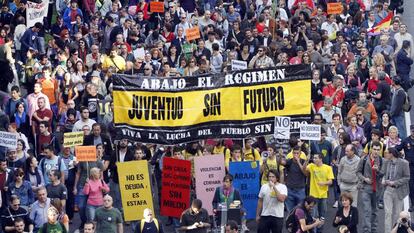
[40,156,63,175]
[41,222,67,233]
[285,205,300,233]
[400,89,411,112]
[140,218,159,232]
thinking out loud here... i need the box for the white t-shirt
[258,183,288,218]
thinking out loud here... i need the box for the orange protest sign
[75,146,97,161]
[150,1,164,13]
[327,3,343,15]
[186,27,201,42]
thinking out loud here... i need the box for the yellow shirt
[307,163,334,198]
[243,148,261,161]
[225,156,242,168]
[213,146,230,162]
[102,55,126,72]
[259,158,284,185]
[286,151,308,160]
[363,141,384,157]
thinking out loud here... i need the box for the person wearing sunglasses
[6,168,34,209]
[0,195,34,233]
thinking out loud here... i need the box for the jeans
[312,198,327,233]
[258,216,283,233]
[77,185,88,225]
[285,187,306,212]
[361,191,378,233]
[392,114,406,140]
[86,204,101,222]
[109,180,123,212]
[339,184,359,207]
[384,188,404,233]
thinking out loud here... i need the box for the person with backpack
[39,144,66,186]
[256,169,287,233]
[390,76,408,139]
[357,141,384,233]
[134,208,164,233]
[38,206,67,233]
[286,196,323,233]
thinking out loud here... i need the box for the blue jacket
[19,28,38,52]
[63,7,83,31]
[7,180,34,206]
[396,49,413,76]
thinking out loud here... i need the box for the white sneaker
[333,201,338,208]
[242,224,250,232]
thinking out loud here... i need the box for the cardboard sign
[300,124,321,141]
[63,132,84,147]
[160,157,191,218]
[231,60,248,71]
[118,161,154,221]
[0,131,17,149]
[186,27,201,42]
[150,1,164,13]
[327,2,343,15]
[229,161,260,219]
[75,146,97,161]
[194,155,226,215]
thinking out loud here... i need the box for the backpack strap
[140,219,159,232]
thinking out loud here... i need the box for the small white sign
[231,60,248,71]
[300,124,321,141]
[0,131,17,149]
[274,116,291,139]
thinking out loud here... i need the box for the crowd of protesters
[0,0,413,232]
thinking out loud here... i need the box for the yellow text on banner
[63,132,84,147]
[118,161,154,221]
[113,80,311,127]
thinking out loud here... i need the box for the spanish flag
[368,12,394,35]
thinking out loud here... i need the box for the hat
[410,125,414,130]
[7,147,16,153]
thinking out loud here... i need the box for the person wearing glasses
[6,168,34,209]
[248,45,274,69]
[1,195,34,233]
[134,208,163,233]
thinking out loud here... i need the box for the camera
[261,151,270,161]
[402,218,408,224]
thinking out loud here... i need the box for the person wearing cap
[396,125,414,212]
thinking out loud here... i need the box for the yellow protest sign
[63,132,84,147]
[118,161,154,221]
[75,146,97,161]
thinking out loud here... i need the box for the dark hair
[387,147,401,158]
[50,169,61,179]
[371,129,381,137]
[371,141,381,148]
[268,169,280,181]
[39,121,49,128]
[14,217,25,225]
[17,139,26,150]
[226,220,238,230]
[231,144,242,153]
[42,143,54,152]
[303,196,317,205]
[80,106,88,112]
[223,174,233,182]
[25,155,36,170]
[192,199,203,209]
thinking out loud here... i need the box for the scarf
[26,168,42,186]
[14,111,26,128]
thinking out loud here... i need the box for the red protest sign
[150,1,164,13]
[327,2,343,15]
[160,157,191,218]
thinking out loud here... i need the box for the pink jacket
[83,179,110,206]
